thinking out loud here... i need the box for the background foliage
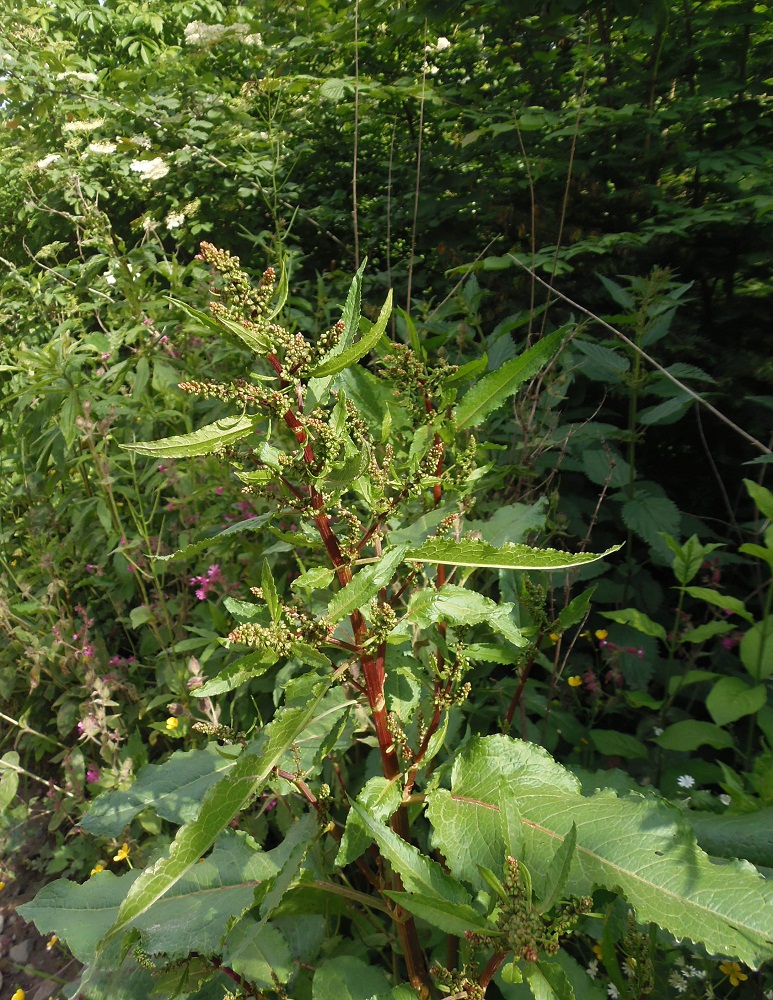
[1,1,772,999]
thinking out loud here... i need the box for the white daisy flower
[677,774,695,789]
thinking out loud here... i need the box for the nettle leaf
[120,415,258,458]
[308,289,392,379]
[326,544,409,623]
[406,539,621,571]
[94,681,331,960]
[620,488,680,549]
[348,800,472,907]
[455,325,572,430]
[393,584,526,647]
[427,735,773,967]
[80,743,241,836]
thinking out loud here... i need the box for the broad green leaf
[120,415,257,458]
[427,735,773,967]
[682,620,734,643]
[336,777,402,866]
[394,584,525,647]
[348,800,472,906]
[589,730,649,760]
[740,617,773,680]
[683,587,753,624]
[665,535,723,587]
[477,500,548,546]
[292,566,336,592]
[687,807,773,869]
[706,677,767,726]
[455,325,571,430]
[525,960,575,1000]
[313,957,391,1000]
[381,890,490,936]
[621,490,680,550]
[326,544,408,623]
[169,296,271,354]
[653,721,733,751]
[600,608,666,641]
[96,680,331,953]
[223,922,292,987]
[406,539,621,571]
[80,743,241,836]
[308,289,392,378]
[554,587,596,632]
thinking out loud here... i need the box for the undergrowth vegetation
[1,2,772,999]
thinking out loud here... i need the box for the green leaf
[80,743,241,836]
[682,620,734,643]
[538,823,577,914]
[120,415,257,458]
[524,960,576,1000]
[600,608,666,641]
[740,617,773,680]
[427,736,773,968]
[687,807,773,869]
[706,677,767,726]
[621,489,680,550]
[455,325,571,430]
[665,535,723,587]
[381,891,491,936]
[336,777,402,866]
[684,587,753,624]
[395,584,525,647]
[261,559,280,624]
[313,956,391,1000]
[406,539,621,571]
[193,649,277,697]
[223,922,292,988]
[95,681,331,955]
[348,799,472,907]
[152,514,273,563]
[326,544,408,623]
[291,566,336,592]
[169,296,271,354]
[308,289,392,378]
[0,752,20,814]
[306,261,367,410]
[553,587,596,632]
[653,721,734,751]
[589,730,649,760]
[745,478,773,521]
[477,500,548,546]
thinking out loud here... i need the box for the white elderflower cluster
[88,140,117,154]
[130,134,152,149]
[130,157,169,181]
[36,154,62,169]
[165,211,185,230]
[56,71,98,83]
[62,117,105,133]
[184,20,261,47]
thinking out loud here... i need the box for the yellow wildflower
[567,675,583,688]
[549,633,560,642]
[0,881,5,890]
[592,943,603,960]
[90,862,105,876]
[595,629,608,640]
[113,843,130,863]
[719,962,748,987]
[11,989,25,1000]
[165,716,179,730]
[46,935,58,950]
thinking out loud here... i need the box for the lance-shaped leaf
[121,414,258,458]
[169,296,271,354]
[427,735,773,968]
[327,544,409,623]
[348,800,471,907]
[455,325,571,430]
[193,649,278,698]
[153,513,273,563]
[336,777,402,867]
[381,891,491,937]
[406,539,621,571]
[94,680,331,956]
[308,289,392,379]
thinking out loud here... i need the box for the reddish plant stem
[479,950,510,991]
[503,629,544,734]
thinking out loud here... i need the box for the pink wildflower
[86,768,100,783]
